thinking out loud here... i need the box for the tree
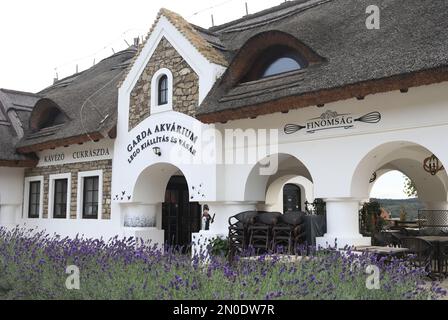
[403,176,417,198]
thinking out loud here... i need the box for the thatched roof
[197,0,448,122]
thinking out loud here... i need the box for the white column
[316,198,371,249]
[120,202,164,248]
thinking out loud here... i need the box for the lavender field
[0,228,445,300]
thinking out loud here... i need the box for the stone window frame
[76,170,103,220]
[151,68,173,114]
[23,176,44,220]
[48,173,71,220]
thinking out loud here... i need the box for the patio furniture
[400,237,433,273]
[390,232,406,247]
[415,236,448,277]
[439,241,448,276]
[228,211,258,259]
[354,246,409,257]
[418,210,448,235]
[271,211,306,253]
[248,212,282,253]
[373,230,402,246]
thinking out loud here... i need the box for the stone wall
[128,37,199,130]
[24,160,112,219]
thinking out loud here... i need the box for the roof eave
[0,159,38,168]
[16,132,105,154]
[197,67,448,123]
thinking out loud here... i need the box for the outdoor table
[354,246,409,257]
[415,236,448,275]
[386,219,420,229]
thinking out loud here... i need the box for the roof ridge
[117,7,228,88]
[0,88,40,97]
[209,0,316,32]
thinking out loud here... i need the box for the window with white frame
[151,68,173,113]
[48,173,71,219]
[23,176,44,219]
[77,170,103,220]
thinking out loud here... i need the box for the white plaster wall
[264,176,314,213]
[215,82,448,203]
[0,167,24,226]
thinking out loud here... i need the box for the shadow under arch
[352,141,448,201]
[132,162,194,204]
[243,153,314,202]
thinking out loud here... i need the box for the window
[242,46,307,82]
[262,55,302,78]
[150,69,173,113]
[158,75,168,106]
[28,181,41,219]
[49,173,71,219]
[53,179,68,219]
[82,176,99,219]
[77,170,102,220]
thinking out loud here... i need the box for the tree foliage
[403,176,418,198]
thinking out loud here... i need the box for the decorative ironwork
[369,172,377,184]
[423,154,444,176]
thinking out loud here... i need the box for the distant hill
[371,198,424,220]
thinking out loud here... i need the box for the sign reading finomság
[284,110,382,135]
[126,122,199,164]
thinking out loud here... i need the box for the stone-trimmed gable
[128,37,199,130]
[118,8,227,89]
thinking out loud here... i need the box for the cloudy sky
[0,0,409,199]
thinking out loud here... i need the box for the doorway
[283,184,302,213]
[162,176,201,247]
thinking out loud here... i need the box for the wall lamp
[153,147,162,157]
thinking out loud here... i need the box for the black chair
[272,212,306,254]
[228,211,258,259]
[248,212,281,253]
[390,232,406,247]
[400,237,434,273]
[439,241,448,277]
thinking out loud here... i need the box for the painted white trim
[48,173,71,220]
[151,68,173,114]
[118,15,226,132]
[76,170,103,220]
[23,176,44,220]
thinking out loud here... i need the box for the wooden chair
[272,212,306,254]
[228,211,258,260]
[439,241,448,277]
[400,237,434,273]
[248,212,281,254]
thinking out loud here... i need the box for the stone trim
[128,37,199,130]
[24,159,112,220]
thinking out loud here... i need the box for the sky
[0,0,285,93]
[370,171,410,199]
[0,0,410,199]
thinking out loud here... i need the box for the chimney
[133,37,140,47]
[53,72,59,84]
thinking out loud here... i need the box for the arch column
[316,198,371,249]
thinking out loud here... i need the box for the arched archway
[243,153,314,213]
[243,153,313,203]
[129,162,201,247]
[352,141,448,205]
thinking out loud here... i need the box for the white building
[1,0,448,249]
